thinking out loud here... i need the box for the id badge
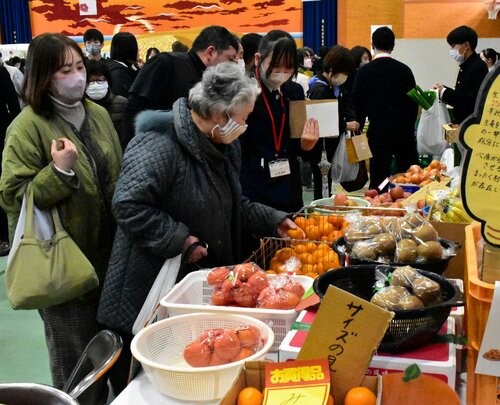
[269,158,291,178]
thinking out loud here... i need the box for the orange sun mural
[29,0,303,37]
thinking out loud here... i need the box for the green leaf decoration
[403,363,421,382]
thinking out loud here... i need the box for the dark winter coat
[105,59,138,98]
[97,98,287,333]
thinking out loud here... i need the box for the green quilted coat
[0,100,122,284]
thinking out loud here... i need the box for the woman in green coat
[0,33,122,404]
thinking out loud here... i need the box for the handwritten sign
[460,66,500,246]
[297,285,393,405]
[263,359,330,405]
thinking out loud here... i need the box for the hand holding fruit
[278,217,304,239]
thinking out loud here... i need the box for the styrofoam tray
[159,270,313,351]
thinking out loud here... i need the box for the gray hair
[189,62,260,119]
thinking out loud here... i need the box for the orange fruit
[305,242,318,253]
[305,225,321,241]
[265,270,276,275]
[305,218,317,227]
[327,230,339,242]
[344,386,376,405]
[316,262,326,275]
[304,272,318,278]
[299,253,314,265]
[317,243,331,251]
[294,216,307,229]
[237,386,263,405]
[301,264,315,274]
[287,228,304,239]
[269,258,284,271]
[320,222,334,236]
[277,247,294,262]
[293,243,307,255]
[322,251,340,270]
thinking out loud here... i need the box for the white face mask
[211,116,248,144]
[51,72,87,105]
[86,43,101,56]
[359,60,369,67]
[303,57,313,69]
[237,59,246,71]
[332,73,348,86]
[86,81,109,100]
[450,45,465,64]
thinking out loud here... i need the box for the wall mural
[29,0,302,38]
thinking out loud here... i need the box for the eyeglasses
[88,80,107,85]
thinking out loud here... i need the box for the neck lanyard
[256,67,286,154]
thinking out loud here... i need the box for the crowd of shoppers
[0,22,495,402]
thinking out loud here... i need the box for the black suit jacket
[122,50,206,147]
[352,56,417,140]
[441,52,488,124]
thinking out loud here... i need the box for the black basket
[313,264,464,353]
[333,236,459,275]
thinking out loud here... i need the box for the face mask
[359,60,369,67]
[332,73,348,86]
[211,116,248,144]
[86,43,101,56]
[51,72,87,105]
[237,58,246,71]
[86,81,109,100]
[303,58,313,69]
[449,45,465,64]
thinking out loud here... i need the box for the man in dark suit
[122,26,239,147]
[433,26,488,125]
[353,27,418,189]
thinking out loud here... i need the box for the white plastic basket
[131,312,274,401]
[159,270,313,351]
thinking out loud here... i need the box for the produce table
[111,358,467,404]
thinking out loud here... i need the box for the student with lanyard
[239,30,319,216]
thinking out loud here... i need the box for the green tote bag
[6,185,99,309]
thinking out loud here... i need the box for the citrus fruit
[237,387,263,405]
[344,386,376,405]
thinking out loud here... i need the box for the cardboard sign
[459,65,500,246]
[263,359,331,405]
[475,282,500,376]
[297,285,393,405]
[289,99,339,139]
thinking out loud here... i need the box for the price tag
[269,158,291,178]
[263,359,331,405]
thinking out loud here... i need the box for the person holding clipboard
[239,30,319,215]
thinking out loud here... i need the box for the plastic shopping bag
[331,132,359,183]
[416,96,450,156]
[132,254,182,334]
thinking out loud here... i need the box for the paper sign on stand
[297,285,393,405]
[475,281,500,376]
[263,359,330,405]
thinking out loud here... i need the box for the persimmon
[207,267,230,287]
[183,341,212,367]
[233,263,259,282]
[393,176,408,183]
[429,159,441,169]
[237,387,263,405]
[409,173,422,184]
[214,330,241,360]
[232,346,255,362]
[247,271,268,294]
[236,325,260,349]
[282,280,305,298]
[408,164,422,173]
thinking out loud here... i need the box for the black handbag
[340,159,368,192]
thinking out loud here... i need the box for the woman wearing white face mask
[97,63,301,366]
[293,47,314,97]
[0,33,122,402]
[85,60,127,147]
[239,30,319,215]
[433,26,488,125]
[307,45,359,199]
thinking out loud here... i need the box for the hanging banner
[79,0,97,16]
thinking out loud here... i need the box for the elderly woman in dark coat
[97,62,300,387]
